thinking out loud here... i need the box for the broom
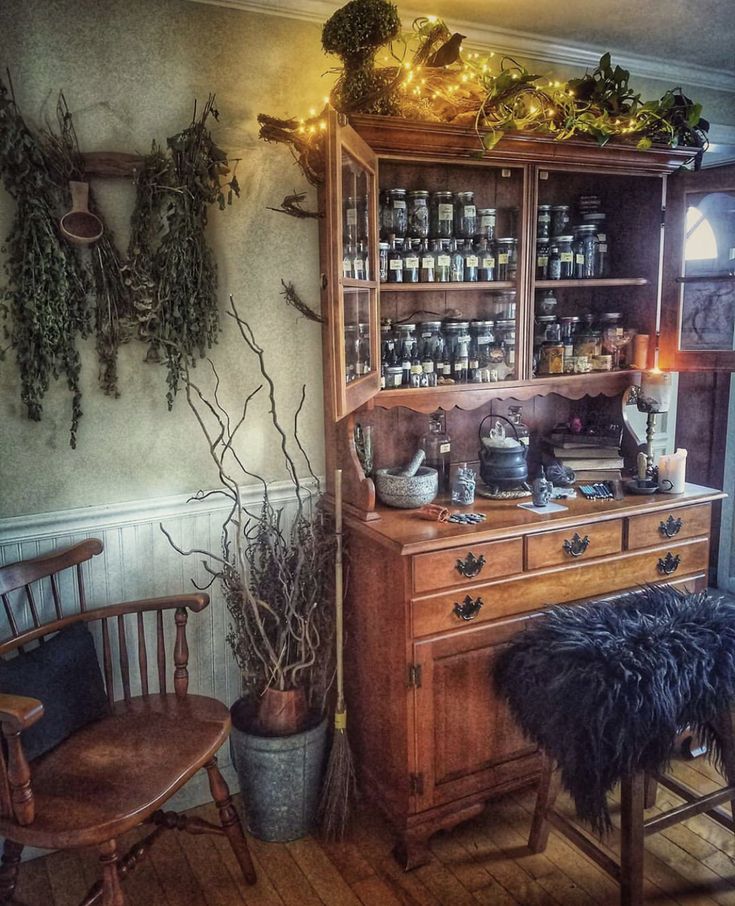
[319,468,357,840]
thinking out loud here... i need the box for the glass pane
[679,190,735,351]
[344,289,373,386]
[341,151,372,282]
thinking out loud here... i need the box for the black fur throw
[494,585,735,833]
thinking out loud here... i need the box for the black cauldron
[478,414,529,491]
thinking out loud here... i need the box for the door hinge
[661,206,667,226]
[409,772,424,796]
[407,663,422,688]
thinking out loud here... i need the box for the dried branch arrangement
[162,297,334,730]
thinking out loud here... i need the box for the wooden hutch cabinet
[317,112,733,867]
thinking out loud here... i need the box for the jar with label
[352,243,366,280]
[433,239,451,282]
[408,190,430,239]
[388,188,407,238]
[574,328,602,357]
[493,319,516,378]
[507,405,530,446]
[421,411,451,493]
[396,322,416,355]
[378,242,390,282]
[430,191,454,239]
[344,324,358,383]
[344,196,358,245]
[583,213,608,276]
[487,290,516,320]
[470,320,495,362]
[380,321,395,354]
[538,339,564,375]
[455,192,477,239]
[537,204,552,239]
[463,241,479,282]
[384,364,403,388]
[342,243,354,279]
[574,224,598,278]
[560,315,580,360]
[534,314,559,350]
[379,190,392,240]
[357,195,370,243]
[442,319,470,368]
[538,289,558,315]
[477,239,496,281]
[419,241,435,282]
[496,237,518,281]
[536,238,550,279]
[449,240,465,282]
[478,208,496,241]
[553,235,575,279]
[402,240,420,283]
[420,341,437,387]
[551,204,570,237]
[387,237,403,283]
[419,321,443,359]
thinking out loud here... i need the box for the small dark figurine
[531,467,553,507]
[425,33,466,68]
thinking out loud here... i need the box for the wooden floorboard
[8,755,735,905]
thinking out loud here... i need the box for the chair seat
[0,694,231,850]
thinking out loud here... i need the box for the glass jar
[496,237,518,281]
[551,204,570,237]
[583,213,608,276]
[384,365,403,388]
[560,316,581,360]
[536,238,550,279]
[342,243,354,279]
[449,240,465,282]
[430,191,454,239]
[507,405,530,445]
[352,242,366,280]
[380,321,395,354]
[534,314,559,347]
[419,241,435,282]
[387,188,407,238]
[433,239,451,282]
[478,208,496,241]
[408,190,430,239]
[553,235,575,279]
[463,241,479,282]
[538,341,565,375]
[487,290,517,320]
[387,237,403,283]
[574,328,602,357]
[402,240,420,283]
[379,189,392,240]
[455,191,477,239]
[477,239,496,281]
[344,196,358,245]
[537,204,552,239]
[538,289,558,315]
[419,321,443,359]
[442,319,470,367]
[574,224,599,278]
[357,195,370,243]
[470,319,495,360]
[421,411,451,493]
[494,319,516,377]
[378,241,390,283]
[395,322,416,354]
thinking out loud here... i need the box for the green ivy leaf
[636,136,652,150]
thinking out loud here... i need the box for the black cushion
[0,622,109,761]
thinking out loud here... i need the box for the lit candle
[638,370,672,413]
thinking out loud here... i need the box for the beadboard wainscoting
[0,479,319,816]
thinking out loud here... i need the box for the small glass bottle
[400,341,411,387]
[421,411,452,494]
[449,240,465,282]
[421,341,437,387]
[344,195,358,245]
[409,344,422,388]
[551,204,570,237]
[555,235,575,278]
[434,239,451,283]
[478,208,496,242]
[387,236,403,283]
[378,241,390,283]
[507,405,530,446]
[402,240,420,284]
[496,238,518,281]
[419,241,435,283]
[536,238,550,279]
[463,241,479,282]
[537,204,552,239]
[547,243,561,280]
[477,239,496,281]
[352,243,365,281]
[343,243,354,279]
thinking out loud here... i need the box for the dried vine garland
[0,76,89,447]
[129,96,241,408]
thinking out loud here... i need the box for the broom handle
[334,469,345,712]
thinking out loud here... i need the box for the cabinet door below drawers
[526,519,623,570]
[627,503,711,551]
[413,538,523,594]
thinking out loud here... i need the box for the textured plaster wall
[0,0,330,517]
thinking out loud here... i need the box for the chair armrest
[0,694,44,733]
[85,593,210,621]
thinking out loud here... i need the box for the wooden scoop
[59,181,103,246]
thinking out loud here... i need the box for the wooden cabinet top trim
[346,484,725,556]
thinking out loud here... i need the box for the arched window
[685,205,718,261]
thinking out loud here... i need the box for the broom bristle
[319,727,356,840]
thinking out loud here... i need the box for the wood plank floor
[11,755,735,905]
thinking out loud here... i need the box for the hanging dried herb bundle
[42,94,132,397]
[0,76,89,446]
[129,96,240,408]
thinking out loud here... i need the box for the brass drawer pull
[659,515,683,538]
[455,552,486,578]
[563,532,590,558]
[453,595,484,621]
[657,552,681,575]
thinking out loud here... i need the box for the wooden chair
[0,539,256,905]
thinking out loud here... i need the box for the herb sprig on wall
[0,76,89,447]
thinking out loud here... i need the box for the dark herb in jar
[434,239,451,282]
[402,241,420,283]
[537,204,552,239]
[388,188,407,238]
[463,242,479,282]
[408,190,429,239]
[478,207,496,241]
[387,237,403,283]
[379,242,390,283]
[478,239,496,281]
[431,191,454,239]
[455,191,477,240]
[536,238,550,279]
[419,242,435,282]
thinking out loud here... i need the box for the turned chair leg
[529,752,561,853]
[0,839,23,903]
[205,757,257,885]
[98,839,125,906]
[620,772,646,906]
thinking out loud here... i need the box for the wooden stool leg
[620,772,645,906]
[643,773,658,809]
[712,707,735,834]
[98,839,125,906]
[0,839,23,903]
[205,757,257,885]
[529,752,561,854]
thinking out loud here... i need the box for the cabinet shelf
[380,281,516,293]
[370,370,637,412]
[534,278,649,289]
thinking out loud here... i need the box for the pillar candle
[632,333,649,369]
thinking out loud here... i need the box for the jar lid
[470,319,495,329]
[537,314,558,322]
[574,223,598,233]
[553,234,574,242]
[582,212,607,221]
[551,204,570,211]
[478,207,496,214]
[419,321,442,330]
[379,242,390,249]
[599,312,623,320]
[496,237,517,244]
[457,191,475,201]
[495,318,516,327]
[537,204,553,210]
[536,237,550,244]
[561,315,581,323]
[396,322,416,331]
[408,189,429,197]
[432,190,454,198]
[386,365,403,373]
[442,319,470,330]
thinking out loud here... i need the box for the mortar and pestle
[59,181,103,246]
[375,449,438,509]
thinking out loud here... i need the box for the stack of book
[545,432,624,481]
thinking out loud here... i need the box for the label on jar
[346,208,357,225]
[537,255,548,266]
[560,252,574,263]
[422,257,435,269]
[463,205,477,217]
[466,255,479,267]
[481,214,495,228]
[498,253,509,264]
[438,203,454,220]
[404,256,419,268]
[482,257,495,268]
[392,200,406,209]
[410,363,422,375]
[575,254,584,264]
[598,243,608,252]
[343,258,352,276]
[422,361,434,373]
[439,442,451,454]
[538,212,551,222]
[389,259,402,270]
[437,254,451,267]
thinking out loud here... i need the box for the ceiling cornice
[188,0,735,94]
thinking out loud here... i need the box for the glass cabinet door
[660,163,735,372]
[323,111,380,420]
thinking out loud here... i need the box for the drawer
[627,503,711,551]
[411,538,709,637]
[526,519,623,570]
[412,538,523,594]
